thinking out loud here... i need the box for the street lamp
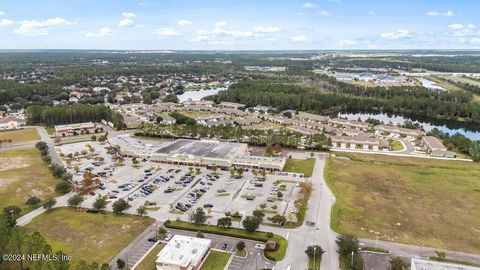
[313,246,317,270]
[350,251,354,270]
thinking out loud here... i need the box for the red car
[89,191,96,196]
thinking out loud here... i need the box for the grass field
[325,153,480,254]
[25,207,154,265]
[135,244,164,270]
[200,251,231,270]
[0,147,58,211]
[428,76,463,92]
[0,128,40,143]
[282,158,316,177]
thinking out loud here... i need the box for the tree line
[208,79,480,123]
[26,104,124,128]
[138,122,331,150]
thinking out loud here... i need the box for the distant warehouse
[111,136,286,171]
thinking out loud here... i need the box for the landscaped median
[164,220,288,261]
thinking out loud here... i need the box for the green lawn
[45,127,56,135]
[388,139,404,151]
[282,158,316,177]
[25,207,154,265]
[0,128,40,143]
[325,153,480,254]
[0,147,59,212]
[308,256,321,270]
[165,221,288,261]
[200,251,231,270]
[135,244,164,270]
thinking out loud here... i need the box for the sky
[0,0,479,50]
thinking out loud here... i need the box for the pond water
[178,87,226,103]
[337,111,480,141]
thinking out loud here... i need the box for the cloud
[177,19,193,26]
[0,19,14,27]
[426,10,454,17]
[253,26,281,33]
[214,21,227,27]
[290,35,310,42]
[211,28,253,38]
[153,27,181,38]
[380,29,412,40]
[119,18,134,27]
[368,11,375,15]
[449,23,464,30]
[467,24,476,29]
[0,11,5,16]
[86,26,113,37]
[13,17,74,36]
[471,38,480,44]
[318,10,330,16]
[338,39,358,46]
[303,2,316,8]
[122,12,136,18]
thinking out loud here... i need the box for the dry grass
[0,128,40,143]
[25,207,154,265]
[0,148,58,211]
[325,153,480,254]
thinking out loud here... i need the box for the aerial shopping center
[109,134,287,171]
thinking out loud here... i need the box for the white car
[246,185,255,190]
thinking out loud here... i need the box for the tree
[100,263,111,270]
[271,214,287,225]
[192,208,207,225]
[3,205,21,226]
[116,259,126,269]
[277,191,283,198]
[112,199,130,214]
[470,141,480,161]
[67,194,85,207]
[336,234,364,270]
[137,205,147,216]
[390,257,406,270]
[43,199,56,210]
[26,196,41,206]
[196,231,205,238]
[236,241,246,251]
[305,245,325,258]
[217,217,232,228]
[252,209,265,222]
[55,181,73,194]
[93,196,108,211]
[242,216,260,232]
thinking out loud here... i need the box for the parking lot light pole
[313,246,316,270]
[350,251,354,270]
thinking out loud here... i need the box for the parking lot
[57,140,305,222]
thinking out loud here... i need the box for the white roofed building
[156,235,212,270]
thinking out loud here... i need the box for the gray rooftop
[155,139,246,158]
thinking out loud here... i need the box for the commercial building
[0,116,26,130]
[410,258,480,270]
[156,235,211,270]
[111,136,286,171]
[54,122,97,136]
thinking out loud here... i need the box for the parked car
[221,243,228,250]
